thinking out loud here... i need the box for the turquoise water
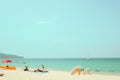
[0,58,120,74]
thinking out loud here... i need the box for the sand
[0,69,120,80]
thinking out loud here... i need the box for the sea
[0,58,120,74]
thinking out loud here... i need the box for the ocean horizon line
[22,57,120,59]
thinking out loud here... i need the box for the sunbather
[0,74,4,76]
[34,68,48,72]
[24,66,29,71]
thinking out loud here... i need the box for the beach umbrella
[2,59,12,64]
[71,66,81,75]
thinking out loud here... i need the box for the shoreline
[17,67,120,74]
[1,66,120,75]
[0,68,120,80]
[3,67,120,75]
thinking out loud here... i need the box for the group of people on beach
[0,64,48,77]
[24,64,48,72]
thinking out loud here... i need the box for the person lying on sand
[34,68,43,72]
[0,74,4,77]
[34,68,48,72]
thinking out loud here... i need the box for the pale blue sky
[0,0,120,58]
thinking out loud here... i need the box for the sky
[0,0,120,58]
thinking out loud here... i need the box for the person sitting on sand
[41,64,48,72]
[42,64,44,70]
[24,66,29,71]
[83,67,90,75]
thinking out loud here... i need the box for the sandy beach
[0,68,120,80]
